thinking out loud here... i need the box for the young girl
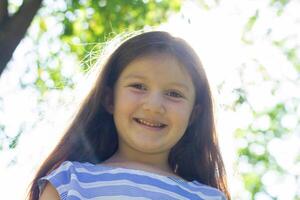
[27,30,230,200]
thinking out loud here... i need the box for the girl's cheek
[176,100,194,116]
[122,90,145,101]
[166,99,185,107]
[167,101,192,115]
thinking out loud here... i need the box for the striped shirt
[38,161,226,200]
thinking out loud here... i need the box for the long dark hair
[27,30,230,199]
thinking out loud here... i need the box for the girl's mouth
[133,118,167,129]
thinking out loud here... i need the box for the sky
[0,0,299,199]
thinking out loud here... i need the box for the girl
[27,30,230,200]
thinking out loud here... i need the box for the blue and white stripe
[38,161,226,200]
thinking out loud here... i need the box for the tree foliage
[230,0,300,199]
[0,0,181,76]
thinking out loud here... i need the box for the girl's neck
[101,150,174,176]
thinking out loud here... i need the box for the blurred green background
[0,0,299,199]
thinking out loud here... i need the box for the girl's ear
[103,87,114,114]
[189,104,201,126]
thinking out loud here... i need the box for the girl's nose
[142,93,166,114]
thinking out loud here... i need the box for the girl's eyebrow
[123,74,146,80]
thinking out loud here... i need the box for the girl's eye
[166,90,184,98]
[129,83,147,90]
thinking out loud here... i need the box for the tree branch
[0,0,43,76]
[0,0,9,25]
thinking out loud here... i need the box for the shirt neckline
[81,161,196,184]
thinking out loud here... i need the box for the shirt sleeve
[38,161,73,199]
[221,192,227,200]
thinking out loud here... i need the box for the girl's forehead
[118,53,195,92]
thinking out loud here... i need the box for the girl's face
[112,53,196,161]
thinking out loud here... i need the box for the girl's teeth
[137,119,164,127]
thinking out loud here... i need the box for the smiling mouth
[134,118,167,128]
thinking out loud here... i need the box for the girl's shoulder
[187,180,227,199]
